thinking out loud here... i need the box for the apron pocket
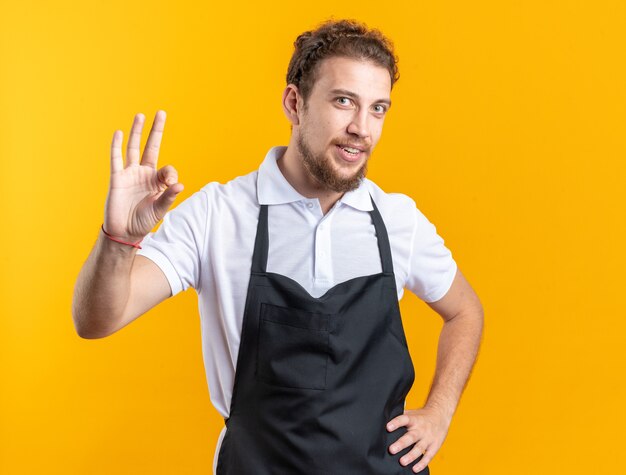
[256,302,330,390]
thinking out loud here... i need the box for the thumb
[153,182,184,220]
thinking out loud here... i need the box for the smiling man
[281,55,391,201]
[73,18,484,475]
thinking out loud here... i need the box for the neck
[278,145,344,215]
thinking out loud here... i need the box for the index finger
[387,414,410,431]
[140,110,166,168]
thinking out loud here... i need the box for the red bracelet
[101,224,143,249]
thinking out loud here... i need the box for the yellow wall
[1,1,624,473]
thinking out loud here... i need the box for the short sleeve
[404,207,458,303]
[135,189,208,296]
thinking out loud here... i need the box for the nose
[347,109,370,139]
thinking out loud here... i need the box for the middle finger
[141,110,166,169]
[389,431,418,455]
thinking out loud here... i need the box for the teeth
[343,147,359,154]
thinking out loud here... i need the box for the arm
[72,231,171,339]
[423,266,484,422]
[386,267,484,472]
[72,110,183,339]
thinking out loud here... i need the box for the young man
[73,19,484,474]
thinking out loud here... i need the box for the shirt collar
[257,145,373,211]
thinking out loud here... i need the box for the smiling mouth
[335,144,366,162]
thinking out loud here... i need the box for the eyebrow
[329,88,392,108]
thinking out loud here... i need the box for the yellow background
[1,0,624,473]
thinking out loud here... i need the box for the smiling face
[290,56,392,193]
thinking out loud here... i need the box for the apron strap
[368,192,394,275]
[251,204,269,273]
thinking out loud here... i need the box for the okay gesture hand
[386,406,452,473]
[104,110,184,242]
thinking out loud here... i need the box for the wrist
[423,399,456,423]
[100,224,144,250]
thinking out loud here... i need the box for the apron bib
[216,193,429,474]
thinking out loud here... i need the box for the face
[293,56,392,193]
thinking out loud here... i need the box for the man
[73,18,483,474]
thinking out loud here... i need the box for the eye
[373,104,387,114]
[336,97,351,106]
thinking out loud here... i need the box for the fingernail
[387,423,395,430]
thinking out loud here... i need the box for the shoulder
[166,169,259,221]
[198,169,256,199]
[363,178,418,223]
[361,178,449,249]
[197,169,260,219]
[361,179,420,260]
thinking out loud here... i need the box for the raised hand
[103,110,183,242]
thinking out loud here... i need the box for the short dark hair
[286,18,400,106]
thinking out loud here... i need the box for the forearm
[72,228,137,338]
[423,308,484,423]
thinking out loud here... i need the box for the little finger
[411,445,434,473]
[111,130,123,174]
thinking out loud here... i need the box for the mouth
[335,144,366,163]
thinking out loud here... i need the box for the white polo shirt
[136,145,457,472]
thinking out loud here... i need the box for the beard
[296,132,368,193]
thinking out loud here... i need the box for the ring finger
[399,441,428,468]
[410,444,432,473]
[127,113,145,167]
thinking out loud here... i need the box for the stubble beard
[296,132,368,193]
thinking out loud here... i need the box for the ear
[282,84,302,126]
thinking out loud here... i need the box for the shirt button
[306,202,313,209]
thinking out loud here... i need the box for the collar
[257,145,373,211]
